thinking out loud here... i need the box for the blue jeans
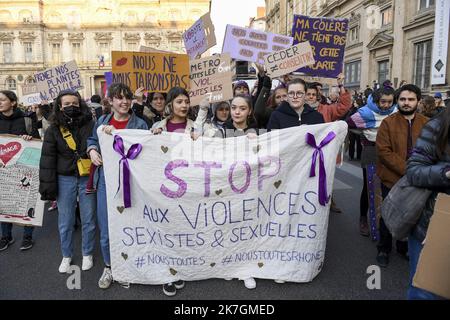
[57,175,96,258]
[97,167,111,266]
[407,235,444,300]
[1,223,34,238]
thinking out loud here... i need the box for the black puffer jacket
[39,114,94,201]
[406,116,450,242]
[0,108,40,138]
[267,101,324,130]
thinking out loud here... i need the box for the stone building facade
[0,0,211,98]
[265,0,450,94]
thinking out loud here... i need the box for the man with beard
[375,84,429,267]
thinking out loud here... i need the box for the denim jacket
[87,112,148,155]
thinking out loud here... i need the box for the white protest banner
[264,41,315,79]
[189,53,233,106]
[222,25,293,65]
[99,121,347,284]
[183,12,216,59]
[34,60,84,101]
[0,135,44,227]
[431,0,450,85]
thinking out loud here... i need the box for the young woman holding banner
[151,86,193,296]
[87,83,148,289]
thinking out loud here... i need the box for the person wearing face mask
[87,83,148,290]
[347,87,397,238]
[39,89,96,274]
[0,90,40,252]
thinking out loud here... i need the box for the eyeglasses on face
[288,91,305,98]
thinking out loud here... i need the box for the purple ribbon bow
[113,135,143,208]
[306,131,336,206]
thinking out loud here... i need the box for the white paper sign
[222,25,293,64]
[99,121,348,285]
[34,60,84,101]
[183,12,216,59]
[0,135,44,227]
[264,42,316,78]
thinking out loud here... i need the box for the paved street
[0,157,410,300]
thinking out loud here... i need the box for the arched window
[48,12,62,23]
[169,9,181,21]
[25,77,36,84]
[190,10,201,21]
[6,78,17,90]
[144,11,157,23]
[19,9,33,23]
[125,11,138,22]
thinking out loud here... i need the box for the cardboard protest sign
[20,83,41,106]
[292,15,349,79]
[99,121,348,284]
[413,194,450,299]
[0,135,44,227]
[264,41,315,78]
[222,25,293,64]
[34,60,84,101]
[183,12,216,59]
[139,45,173,54]
[189,53,233,106]
[112,51,190,93]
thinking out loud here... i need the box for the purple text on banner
[291,15,349,79]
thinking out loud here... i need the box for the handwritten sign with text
[264,42,315,78]
[292,15,348,79]
[99,122,348,284]
[112,51,190,93]
[34,60,84,101]
[189,53,233,106]
[0,135,44,227]
[183,12,216,59]
[222,25,293,64]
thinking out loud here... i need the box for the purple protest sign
[291,15,349,79]
[104,72,113,86]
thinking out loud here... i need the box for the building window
[127,42,138,51]
[145,12,157,23]
[414,40,432,90]
[344,60,361,85]
[169,9,181,20]
[51,43,61,64]
[19,10,33,23]
[72,42,82,62]
[24,42,33,63]
[381,7,393,26]
[6,78,16,91]
[378,60,390,84]
[349,26,360,44]
[419,0,435,10]
[3,42,13,63]
[170,39,181,51]
[98,42,110,60]
[25,77,35,84]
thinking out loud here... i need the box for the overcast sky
[210,0,265,54]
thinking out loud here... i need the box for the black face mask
[62,105,82,118]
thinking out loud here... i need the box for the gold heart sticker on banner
[161,146,169,153]
[258,262,264,268]
[215,189,223,196]
[170,268,178,275]
[121,252,128,260]
[117,206,125,214]
[274,180,282,189]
